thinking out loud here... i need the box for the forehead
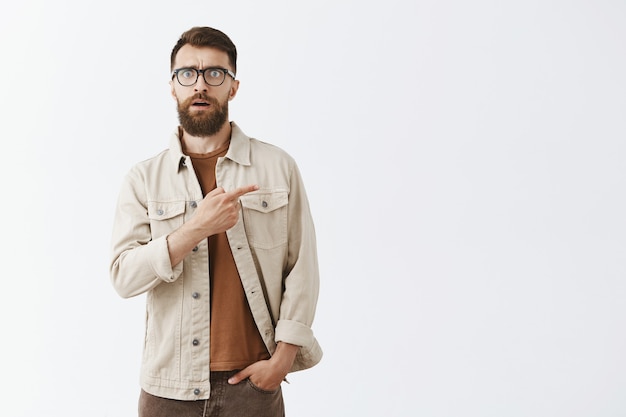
[174,45,232,70]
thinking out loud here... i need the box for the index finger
[226,184,259,199]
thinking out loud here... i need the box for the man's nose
[194,74,209,92]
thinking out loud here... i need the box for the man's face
[170,45,239,137]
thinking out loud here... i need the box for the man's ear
[228,80,240,101]
[169,80,177,101]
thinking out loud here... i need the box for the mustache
[184,93,219,106]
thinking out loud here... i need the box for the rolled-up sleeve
[109,169,183,299]
[274,162,320,350]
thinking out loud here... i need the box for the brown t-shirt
[186,143,270,371]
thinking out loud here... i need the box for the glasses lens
[176,69,198,86]
[203,69,226,86]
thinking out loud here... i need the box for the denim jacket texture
[110,122,322,400]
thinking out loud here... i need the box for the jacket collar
[168,121,251,172]
[225,122,251,166]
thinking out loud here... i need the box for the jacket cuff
[151,235,183,283]
[275,319,314,348]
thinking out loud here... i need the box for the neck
[181,122,232,154]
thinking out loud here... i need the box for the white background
[1,0,625,416]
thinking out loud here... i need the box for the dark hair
[170,26,237,73]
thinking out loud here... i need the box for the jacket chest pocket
[240,191,288,249]
[147,201,186,239]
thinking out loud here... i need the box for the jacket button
[192,339,199,346]
[190,201,197,208]
[157,209,164,216]
[193,388,200,395]
[262,201,268,208]
[192,292,200,299]
[192,246,199,252]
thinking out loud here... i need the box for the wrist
[270,342,299,373]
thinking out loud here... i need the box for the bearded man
[110,26,322,417]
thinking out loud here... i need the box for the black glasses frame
[171,67,236,87]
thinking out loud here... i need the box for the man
[110,26,322,417]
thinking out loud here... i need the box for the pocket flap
[240,191,288,213]
[147,201,186,220]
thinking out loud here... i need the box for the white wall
[1,1,625,416]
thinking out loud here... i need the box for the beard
[177,93,229,137]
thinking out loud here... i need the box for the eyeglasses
[171,67,236,87]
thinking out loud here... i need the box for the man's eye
[180,70,195,79]
[207,70,222,78]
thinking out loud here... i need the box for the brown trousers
[138,371,285,417]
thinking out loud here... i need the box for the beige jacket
[110,123,322,400]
